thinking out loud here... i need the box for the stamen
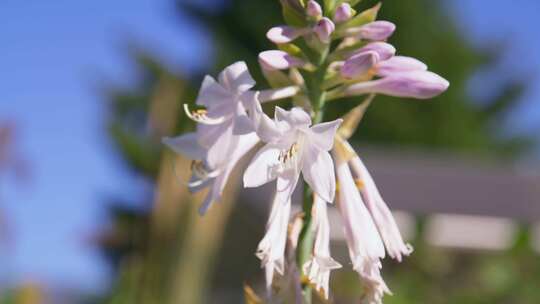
[183,104,226,125]
[278,143,299,165]
[354,178,365,190]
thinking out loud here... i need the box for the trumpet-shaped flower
[303,194,341,299]
[244,105,342,203]
[334,147,390,303]
[163,132,258,214]
[164,62,299,214]
[256,181,292,293]
[343,141,412,261]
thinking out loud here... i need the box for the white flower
[244,105,342,203]
[333,145,391,303]
[163,62,300,214]
[163,132,258,214]
[255,181,292,293]
[342,141,413,261]
[303,194,341,299]
[163,61,258,214]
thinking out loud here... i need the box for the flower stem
[296,44,330,303]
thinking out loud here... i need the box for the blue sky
[0,0,538,293]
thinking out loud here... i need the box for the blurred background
[1,0,539,303]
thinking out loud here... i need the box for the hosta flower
[303,194,341,299]
[164,62,299,214]
[341,140,412,261]
[163,132,258,214]
[344,70,450,99]
[313,17,335,44]
[333,146,391,303]
[256,182,292,292]
[244,105,342,204]
[244,105,341,288]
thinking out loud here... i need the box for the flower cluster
[163,1,448,302]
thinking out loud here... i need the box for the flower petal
[266,25,306,44]
[302,147,335,202]
[218,61,256,94]
[376,56,427,77]
[206,124,235,169]
[162,133,206,160]
[309,119,342,151]
[243,143,281,188]
[259,50,305,70]
[195,75,233,107]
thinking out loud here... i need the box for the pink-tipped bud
[259,50,305,70]
[341,51,379,79]
[306,0,323,18]
[355,42,396,61]
[334,3,353,23]
[345,70,449,99]
[266,26,307,44]
[376,56,427,76]
[357,21,396,41]
[314,17,335,44]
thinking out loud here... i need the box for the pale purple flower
[344,70,450,99]
[334,3,353,23]
[163,132,258,214]
[244,106,342,203]
[163,62,299,214]
[341,51,379,79]
[259,50,306,70]
[356,258,392,304]
[314,17,335,44]
[306,0,322,18]
[267,26,309,44]
[354,42,396,61]
[347,21,396,41]
[375,56,427,77]
[303,194,341,299]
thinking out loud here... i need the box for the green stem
[296,44,329,304]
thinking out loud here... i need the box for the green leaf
[344,2,381,27]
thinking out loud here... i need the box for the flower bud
[344,70,449,99]
[306,0,322,18]
[267,26,307,44]
[259,50,305,70]
[355,42,396,61]
[314,17,335,44]
[375,56,427,77]
[341,51,379,79]
[334,3,353,23]
[354,21,396,41]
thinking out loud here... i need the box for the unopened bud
[350,20,396,41]
[344,70,449,99]
[306,0,322,18]
[341,51,379,79]
[267,26,307,44]
[334,3,353,23]
[314,17,335,44]
[375,56,427,77]
[259,50,305,70]
[355,42,396,61]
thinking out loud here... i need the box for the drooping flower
[256,180,292,293]
[333,144,391,303]
[303,194,341,299]
[341,140,413,261]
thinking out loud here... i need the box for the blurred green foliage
[92,0,538,303]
